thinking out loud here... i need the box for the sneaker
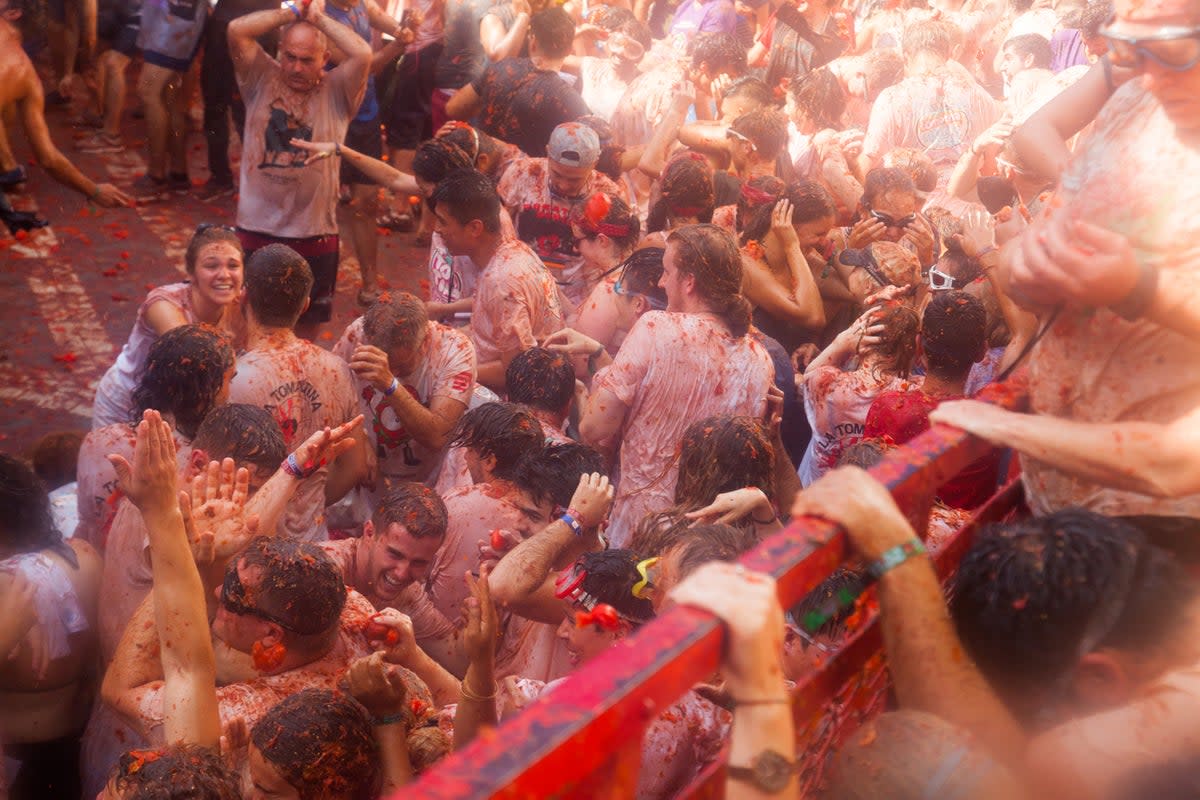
[76,132,125,154]
[0,166,27,188]
[131,174,170,204]
[167,172,191,194]
[195,178,236,202]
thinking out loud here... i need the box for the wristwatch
[726,749,794,794]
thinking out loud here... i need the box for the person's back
[228,245,361,539]
[474,59,590,156]
[0,455,102,799]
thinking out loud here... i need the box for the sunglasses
[928,265,956,291]
[1100,15,1200,71]
[869,209,917,228]
[613,279,667,310]
[195,222,236,235]
[220,563,304,633]
[725,128,754,146]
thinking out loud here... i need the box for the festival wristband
[373,712,407,727]
[382,376,399,396]
[285,1,302,17]
[867,539,926,580]
[281,453,319,480]
[560,511,584,537]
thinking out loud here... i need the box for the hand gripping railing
[401,378,1030,799]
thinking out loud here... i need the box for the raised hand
[368,608,421,667]
[566,472,614,528]
[345,651,410,718]
[291,415,365,470]
[184,458,261,561]
[542,327,604,357]
[790,466,916,562]
[770,198,799,249]
[463,565,499,668]
[684,487,774,526]
[349,345,396,391]
[288,137,339,166]
[108,409,179,518]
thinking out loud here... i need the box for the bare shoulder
[0,31,39,107]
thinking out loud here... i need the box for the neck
[529,407,566,431]
[530,54,566,71]
[188,286,226,326]
[907,52,948,77]
[472,232,504,271]
[920,370,966,398]
[246,317,299,349]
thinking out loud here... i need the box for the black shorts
[236,229,340,325]
[98,0,140,56]
[340,118,383,186]
[383,41,443,150]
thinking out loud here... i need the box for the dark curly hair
[0,453,66,558]
[575,548,655,624]
[112,745,241,800]
[130,324,234,440]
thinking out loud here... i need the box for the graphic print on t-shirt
[515,202,577,271]
[259,99,314,169]
[364,383,423,467]
[266,380,323,446]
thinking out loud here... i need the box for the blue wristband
[868,539,926,580]
[560,512,583,537]
[382,376,399,396]
[285,1,302,17]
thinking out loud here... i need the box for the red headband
[575,193,633,239]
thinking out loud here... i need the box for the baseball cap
[548,123,601,168]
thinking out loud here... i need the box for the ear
[362,519,376,540]
[189,448,210,474]
[468,218,486,238]
[481,452,498,475]
[1070,651,1134,712]
[476,152,493,173]
[681,271,697,297]
[258,623,285,647]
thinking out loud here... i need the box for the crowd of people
[2,0,1200,795]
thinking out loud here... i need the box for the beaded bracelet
[867,539,926,580]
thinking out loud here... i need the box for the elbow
[99,667,125,710]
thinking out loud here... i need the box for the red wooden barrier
[401,379,1030,799]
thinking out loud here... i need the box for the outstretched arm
[454,567,500,750]
[109,410,221,748]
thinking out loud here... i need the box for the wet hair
[976,176,1019,215]
[575,548,655,624]
[447,403,544,474]
[789,68,845,131]
[688,32,747,77]
[667,224,753,338]
[788,567,867,640]
[902,19,954,60]
[572,192,641,253]
[647,152,715,233]
[735,175,786,234]
[729,108,789,162]
[616,247,667,307]
[882,148,937,194]
[859,48,905,102]
[27,431,83,488]
[185,226,243,276]
[412,139,475,186]
[1005,33,1053,70]
[949,510,1198,718]
[612,15,652,52]
[862,167,919,210]
[725,76,776,109]
[933,248,983,286]
[244,244,314,328]
[921,291,986,378]
[111,745,242,800]
[363,291,429,353]
[674,416,775,511]
[372,482,449,540]
[668,522,758,580]
[0,453,66,557]
[237,537,348,645]
[130,324,235,439]
[407,726,452,773]
[499,441,605,510]
[826,711,1011,800]
[1080,0,1115,37]
[835,437,892,469]
[250,689,381,800]
[740,181,835,245]
[429,168,503,234]
[437,123,497,166]
[191,404,287,479]
[530,7,575,58]
[506,347,575,414]
[866,304,920,377]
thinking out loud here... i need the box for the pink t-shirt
[228,339,359,540]
[334,318,476,484]
[862,62,998,189]
[92,283,193,430]
[1025,82,1200,519]
[592,312,775,545]
[235,46,365,238]
[468,238,565,366]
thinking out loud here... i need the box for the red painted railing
[402,379,1030,799]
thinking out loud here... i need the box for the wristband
[373,712,407,727]
[868,539,926,580]
[1109,260,1158,321]
[285,1,302,17]
[382,376,399,396]
[560,510,584,536]
[334,142,343,158]
[281,452,319,480]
